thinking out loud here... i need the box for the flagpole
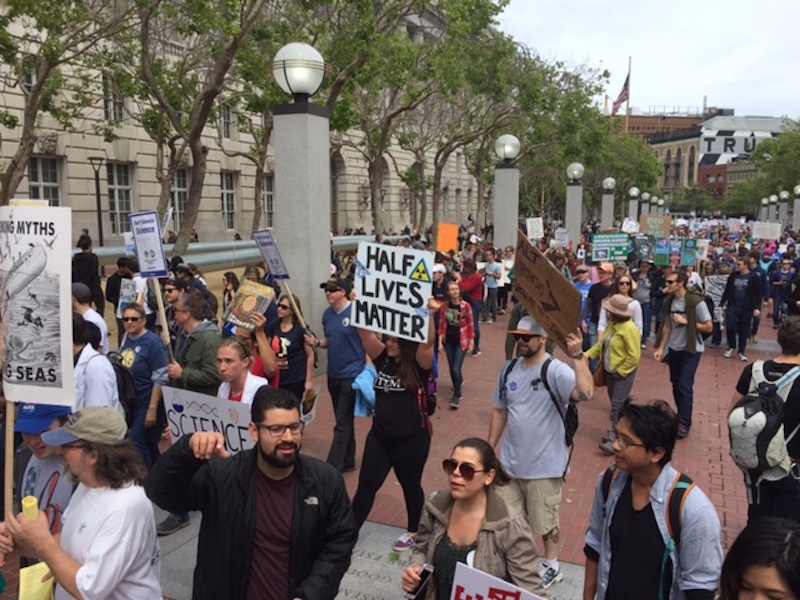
[624,56,631,134]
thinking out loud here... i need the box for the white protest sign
[526,217,543,241]
[130,211,168,278]
[253,229,290,280]
[554,227,569,248]
[116,278,138,319]
[123,231,135,256]
[621,218,639,233]
[450,562,545,600]
[352,242,434,343]
[752,221,782,241]
[0,206,75,406]
[162,387,255,454]
[696,238,710,262]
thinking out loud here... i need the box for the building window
[103,73,124,121]
[220,171,236,231]
[262,173,274,228]
[107,163,133,234]
[220,104,233,139]
[708,175,717,184]
[28,157,60,206]
[172,168,188,230]
[21,55,37,93]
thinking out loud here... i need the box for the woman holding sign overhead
[352,297,440,553]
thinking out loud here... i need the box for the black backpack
[728,361,800,495]
[106,351,139,427]
[500,357,579,477]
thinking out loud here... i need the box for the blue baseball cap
[15,403,73,435]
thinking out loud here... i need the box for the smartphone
[405,564,434,599]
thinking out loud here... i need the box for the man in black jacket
[146,387,357,600]
[719,255,763,362]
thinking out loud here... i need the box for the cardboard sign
[511,230,581,355]
[223,280,275,330]
[752,221,782,241]
[130,211,169,278]
[591,233,630,262]
[631,234,655,262]
[639,214,672,238]
[0,206,75,406]
[450,562,545,600]
[621,218,639,234]
[162,387,255,454]
[437,223,460,253]
[554,227,569,248]
[352,242,434,343]
[526,217,544,241]
[253,229,290,280]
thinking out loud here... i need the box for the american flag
[611,74,629,116]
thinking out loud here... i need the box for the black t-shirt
[266,321,306,385]
[444,301,461,346]
[606,478,672,600]
[736,360,800,458]
[587,282,614,324]
[372,349,429,438]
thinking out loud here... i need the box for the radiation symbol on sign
[409,259,431,283]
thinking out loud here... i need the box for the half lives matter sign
[353,242,434,343]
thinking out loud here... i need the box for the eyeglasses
[442,458,487,481]
[325,287,342,294]
[609,430,646,449]
[174,308,189,313]
[514,334,540,342]
[255,422,305,437]
[122,317,142,322]
[277,304,291,310]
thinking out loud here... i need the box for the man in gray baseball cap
[2,407,162,599]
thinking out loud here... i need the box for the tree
[0,0,133,204]
[750,119,800,192]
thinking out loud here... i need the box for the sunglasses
[514,334,540,342]
[618,281,631,286]
[164,288,177,292]
[442,458,487,481]
[325,287,342,293]
[122,317,142,322]
[277,304,291,310]
[665,279,678,284]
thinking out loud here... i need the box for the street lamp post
[272,42,329,345]
[565,162,584,248]
[493,134,521,249]
[639,191,650,219]
[88,156,105,246]
[657,197,665,215]
[779,190,790,223]
[760,197,769,221]
[769,194,778,221]
[793,185,800,231]
[601,177,615,230]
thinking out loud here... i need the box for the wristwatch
[571,352,585,360]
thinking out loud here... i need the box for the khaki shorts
[497,477,562,536]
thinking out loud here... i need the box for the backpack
[106,351,139,427]
[500,357,579,477]
[601,466,695,600]
[728,360,800,495]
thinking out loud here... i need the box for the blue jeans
[667,350,702,428]
[726,308,754,354]
[469,300,483,351]
[130,400,166,470]
[444,341,468,397]
[588,322,599,372]
[641,303,652,345]
[747,474,800,523]
[482,288,498,321]
[712,321,722,346]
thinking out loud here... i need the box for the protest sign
[639,214,671,238]
[654,238,697,267]
[554,227,569,248]
[352,242,434,343]
[526,217,544,241]
[450,562,545,600]
[621,218,639,234]
[591,233,630,262]
[631,234,655,262]
[130,211,168,278]
[162,387,255,454]
[253,229,290,280]
[696,238,710,262]
[437,223,460,253]
[116,279,137,319]
[300,384,321,425]
[0,206,75,406]
[223,280,276,330]
[512,230,581,354]
[752,221,782,241]
[704,274,727,320]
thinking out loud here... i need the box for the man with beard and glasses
[146,386,357,600]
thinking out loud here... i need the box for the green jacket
[177,321,222,395]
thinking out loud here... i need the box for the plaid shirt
[438,300,474,350]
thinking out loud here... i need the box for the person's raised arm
[415,298,441,371]
[356,327,385,362]
[567,330,593,402]
[252,313,278,378]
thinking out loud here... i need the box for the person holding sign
[438,281,474,409]
[351,297,440,552]
[402,438,545,599]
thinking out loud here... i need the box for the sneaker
[486,320,494,324]
[598,440,614,455]
[723,348,735,358]
[739,353,748,362]
[157,512,190,536]
[393,533,416,552]
[540,566,563,589]
[450,396,461,409]
[641,343,647,349]
[471,350,481,357]
[498,309,506,315]
[677,425,690,439]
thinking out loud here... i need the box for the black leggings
[351,428,431,532]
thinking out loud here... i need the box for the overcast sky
[497,0,800,119]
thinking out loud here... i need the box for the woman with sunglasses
[352,297,440,552]
[438,281,474,409]
[597,274,643,337]
[402,438,544,599]
[216,337,268,406]
[266,294,315,400]
[119,303,169,469]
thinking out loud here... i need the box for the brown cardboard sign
[512,230,581,354]
[639,214,672,238]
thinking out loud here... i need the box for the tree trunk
[173,141,208,254]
